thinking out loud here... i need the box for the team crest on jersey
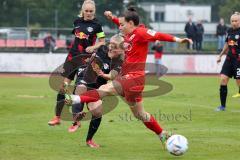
[235,35,239,40]
[147,29,157,36]
[123,42,132,51]
[75,32,89,39]
[103,63,109,70]
[87,27,93,32]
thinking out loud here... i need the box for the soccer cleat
[65,94,80,106]
[64,94,73,106]
[232,93,240,98]
[159,130,173,149]
[86,139,100,148]
[68,121,81,133]
[215,106,226,111]
[48,116,61,126]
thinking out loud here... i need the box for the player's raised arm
[138,28,192,44]
[104,11,120,26]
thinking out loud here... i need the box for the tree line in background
[0,0,239,28]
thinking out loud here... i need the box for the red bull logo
[75,32,89,39]
[228,40,238,46]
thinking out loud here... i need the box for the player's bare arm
[86,38,105,53]
[174,37,193,44]
[217,43,228,63]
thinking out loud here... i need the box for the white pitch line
[17,95,45,99]
[157,100,240,113]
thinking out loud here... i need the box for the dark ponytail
[122,6,139,26]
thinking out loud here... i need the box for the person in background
[195,20,204,51]
[216,18,228,52]
[152,41,164,78]
[43,32,57,53]
[184,17,197,50]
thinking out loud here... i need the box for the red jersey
[153,45,163,59]
[154,52,163,59]
[112,18,175,76]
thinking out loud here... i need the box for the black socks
[55,93,65,116]
[220,85,227,107]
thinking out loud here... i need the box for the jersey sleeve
[96,24,106,39]
[225,28,232,42]
[111,17,120,27]
[138,28,175,43]
[71,19,79,34]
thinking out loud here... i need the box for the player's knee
[99,85,111,94]
[91,105,102,117]
[133,112,141,120]
[220,76,229,85]
[132,111,144,120]
[92,110,102,118]
[220,78,228,85]
[59,88,65,94]
[88,101,103,117]
[75,85,87,95]
[99,84,106,90]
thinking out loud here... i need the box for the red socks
[143,115,163,135]
[79,90,100,103]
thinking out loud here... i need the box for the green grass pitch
[0,75,239,160]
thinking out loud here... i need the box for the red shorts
[115,74,145,103]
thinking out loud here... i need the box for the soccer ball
[166,134,188,156]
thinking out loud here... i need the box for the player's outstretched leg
[48,81,70,125]
[68,103,83,132]
[48,93,65,125]
[129,101,172,148]
[85,101,103,148]
[86,116,102,148]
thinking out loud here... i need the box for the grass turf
[0,75,239,160]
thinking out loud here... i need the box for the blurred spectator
[44,33,57,53]
[195,20,204,51]
[184,17,197,50]
[216,18,228,51]
[152,41,163,78]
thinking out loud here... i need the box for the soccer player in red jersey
[65,7,192,146]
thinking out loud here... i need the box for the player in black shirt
[48,0,105,125]
[216,12,240,111]
[68,34,124,148]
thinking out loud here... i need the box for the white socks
[71,95,81,104]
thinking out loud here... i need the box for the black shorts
[61,54,90,80]
[75,75,104,90]
[221,59,240,79]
